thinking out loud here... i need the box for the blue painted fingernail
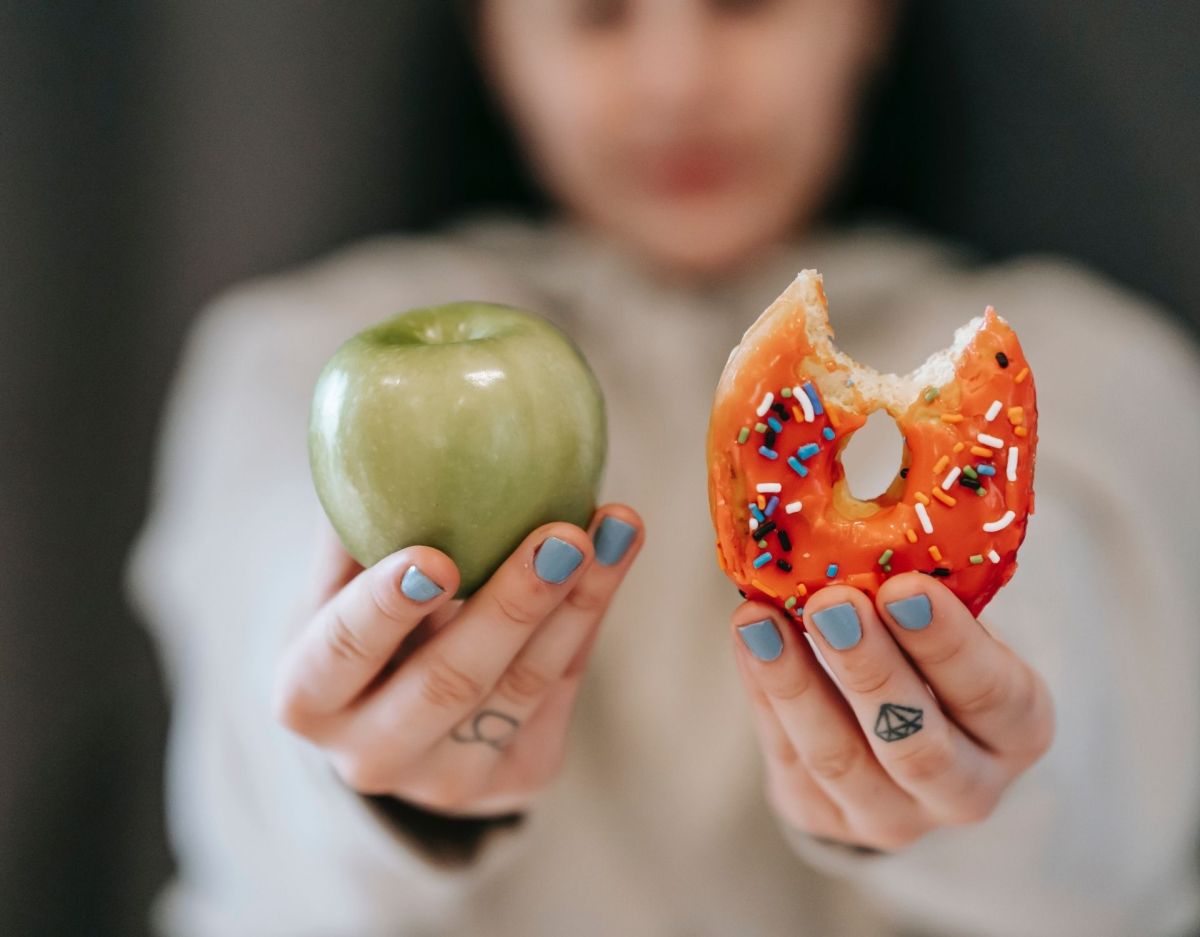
[534,537,584,584]
[593,516,637,566]
[738,618,783,662]
[401,564,443,603]
[886,594,932,631]
[811,603,862,650]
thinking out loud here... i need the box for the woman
[127,1,1200,935]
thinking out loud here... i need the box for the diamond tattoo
[874,703,924,742]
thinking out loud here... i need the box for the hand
[273,505,643,817]
[731,573,1055,852]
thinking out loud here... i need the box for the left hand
[731,572,1055,852]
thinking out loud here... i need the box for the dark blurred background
[2,2,1197,934]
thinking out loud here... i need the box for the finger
[274,546,460,725]
[430,505,643,762]
[732,603,925,846]
[875,574,1055,763]
[802,587,1005,823]
[350,521,595,759]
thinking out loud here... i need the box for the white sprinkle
[756,482,782,493]
[985,400,1003,422]
[915,502,934,534]
[982,510,1016,532]
[749,517,759,532]
[794,386,814,421]
[755,392,774,417]
[987,549,1001,564]
[1007,446,1019,482]
[978,433,1005,448]
[941,466,962,490]
[785,501,803,514]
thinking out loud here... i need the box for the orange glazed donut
[707,271,1037,620]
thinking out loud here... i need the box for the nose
[627,3,718,123]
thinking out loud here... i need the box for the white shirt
[126,218,1200,937]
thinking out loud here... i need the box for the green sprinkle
[780,386,792,398]
[969,554,984,565]
[757,539,768,549]
[962,465,978,479]
[784,596,797,609]
[883,564,893,574]
[976,486,987,497]
[737,426,750,444]
[754,422,768,433]
[923,386,940,403]
[878,549,894,565]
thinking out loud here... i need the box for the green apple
[308,302,607,597]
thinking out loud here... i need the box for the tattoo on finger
[450,709,520,751]
[874,703,924,742]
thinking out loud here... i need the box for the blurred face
[479,0,892,277]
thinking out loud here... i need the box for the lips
[637,145,742,198]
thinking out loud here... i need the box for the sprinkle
[756,392,774,417]
[776,559,793,572]
[985,400,1003,421]
[982,510,1016,532]
[904,528,918,544]
[941,413,964,423]
[796,583,808,597]
[931,488,957,507]
[753,552,773,568]
[749,517,759,532]
[933,455,950,474]
[784,596,797,609]
[778,530,792,552]
[975,486,987,497]
[764,429,777,449]
[797,443,820,460]
[756,482,782,493]
[770,402,788,420]
[756,520,777,538]
[736,427,750,444]
[962,465,979,480]
[928,545,943,562]
[878,549,894,566]
[751,578,777,598]
[883,565,893,573]
[757,539,767,548]
[915,502,934,534]
[960,476,982,490]
[1015,426,1029,437]
[1007,446,1019,481]
[750,504,765,522]
[1007,406,1024,425]
[822,426,835,441]
[987,549,1001,564]
[764,496,779,517]
[978,433,1004,448]
[996,352,1009,368]
[941,466,962,490]
[757,495,766,510]
[802,382,824,415]
[787,456,808,477]
[784,501,802,515]
[759,446,778,460]
[754,422,768,433]
[767,416,783,433]
[914,491,930,505]
[923,386,940,403]
[826,563,839,577]
[794,388,815,422]
[1015,366,1029,383]
[970,446,994,458]
[953,442,965,453]
[900,467,909,478]
[780,386,793,398]
[969,554,984,565]
[794,606,805,617]
[826,408,840,430]
[976,464,996,476]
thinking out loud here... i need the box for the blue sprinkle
[797,443,820,461]
[802,382,824,415]
[787,456,808,477]
[822,427,835,441]
[826,563,839,577]
[976,464,997,476]
[764,496,779,517]
[753,552,773,569]
[758,446,778,460]
[750,505,765,522]
[767,416,783,433]
[794,606,805,617]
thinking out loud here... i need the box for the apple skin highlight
[309,302,607,597]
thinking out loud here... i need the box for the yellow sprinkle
[933,455,950,474]
[796,583,808,597]
[940,413,964,423]
[1015,426,1029,437]
[932,488,957,507]
[914,491,930,505]
[757,495,766,510]
[970,445,994,458]
[1008,406,1024,425]
[792,405,804,422]
[928,545,943,562]
[904,528,918,544]
[1015,367,1029,383]
[751,578,778,598]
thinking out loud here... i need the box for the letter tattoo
[450,709,520,751]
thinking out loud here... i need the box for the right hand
[272,505,643,817]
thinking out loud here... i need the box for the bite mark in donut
[707,271,1038,619]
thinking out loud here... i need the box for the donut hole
[839,409,907,502]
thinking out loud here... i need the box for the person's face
[480,0,892,277]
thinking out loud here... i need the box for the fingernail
[886,594,932,631]
[738,618,784,662]
[593,516,637,566]
[810,603,862,650]
[401,564,444,603]
[534,537,584,584]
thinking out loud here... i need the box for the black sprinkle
[771,402,790,421]
[738,589,747,599]
[776,559,793,572]
[778,530,792,552]
[959,477,982,490]
[755,520,777,539]
[996,351,1009,368]
[899,467,909,478]
[932,567,952,577]
[764,429,777,449]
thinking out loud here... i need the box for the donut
[707,270,1037,619]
